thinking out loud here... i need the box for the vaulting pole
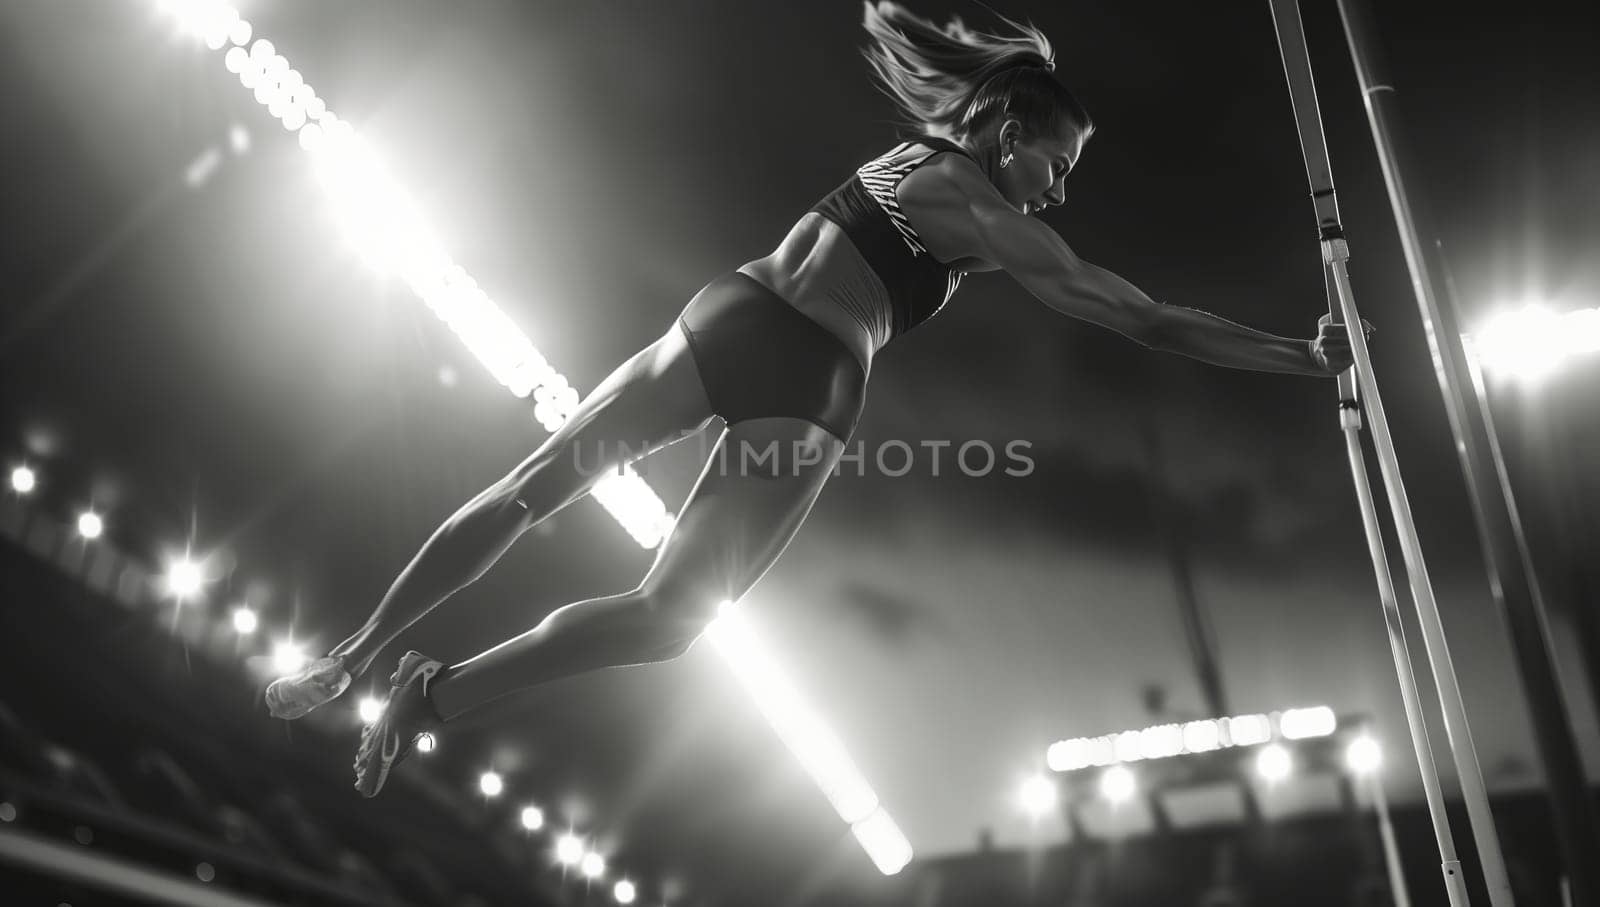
[1264,2,1508,904]
[1332,1,1600,903]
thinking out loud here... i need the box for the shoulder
[895,149,1006,271]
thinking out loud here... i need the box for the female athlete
[264,1,1367,797]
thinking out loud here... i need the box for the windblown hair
[859,1,1093,152]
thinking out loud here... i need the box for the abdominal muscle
[736,213,893,375]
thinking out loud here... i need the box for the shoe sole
[265,658,351,720]
[353,651,441,799]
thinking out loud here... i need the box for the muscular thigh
[638,416,844,623]
[501,324,717,496]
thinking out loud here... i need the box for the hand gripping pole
[1265,2,1509,905]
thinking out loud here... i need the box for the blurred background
[1,0,1596,905]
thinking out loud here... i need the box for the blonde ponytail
[858,1,1092,146]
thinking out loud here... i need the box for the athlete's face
[995,118,1088,216]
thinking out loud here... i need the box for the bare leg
[327,324,716,679]
[428,417,842,721]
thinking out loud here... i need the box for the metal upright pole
[1367,771,1413,907]
[1333,2,1600,903]
[1264,1,1508,904]
[1339,409,1471,907]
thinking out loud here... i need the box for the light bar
[706,602,910,872]
[848,806,913,875]
[1047,706,1337,772]
[160,1,672,549]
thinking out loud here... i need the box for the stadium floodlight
[849,806,913,876]
[1114,729,1144,763]
[1469,303,1600,384]
[581,852,605,879]
[1019,774,1058,817]
[231,606,258,635]
[1256,743,1293,783]
[1279,706,1337,740]
[271,640,307,674]
[613,879,637,904]
[10,466,37,494]
[1346,734,1383,776]
[519,805,544,831]
[1048,707,1332,773]
[1139,723,1184,759]
[166,557,205,599]
[1100,765,1137,804]
[357,696,385,724]
[478,771,503,797]
[154,0,675,549]
[1223,713,1272,747]
[157,0,238,47]
[1183,719,1221,753]
[77,511,104,540]
[1045,738,1091,772]
[555,834,584,866]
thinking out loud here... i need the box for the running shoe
[352,651,443,799]
[265,655,351,720]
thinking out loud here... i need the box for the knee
[630,583,724,659]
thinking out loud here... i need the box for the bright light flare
[77,512,104,540]
[1018,774,1057,817]
[478,771,503,797]
[157,0,239,47]
[555,834,584,866]
[613,879,636,904]
[1279,706,1337,740]
[1470,303,1600,383]
[1223,714,1271,746]
[1100,765,1136,804]
[357,696,385,724]
[581,851,605,879]
[1345,734,1383,775]
[1138,723,1184,759]
[166,558,205,599]
[1183,719,1221,753]
[705,602,881,825]
[184,4,674,550]
[271,641,307,674]
[1256,743,1293,783]
[10,466,36,494]
[519,805,544,831]
[850,806,913,875]
[231,607,258,635]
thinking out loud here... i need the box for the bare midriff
[736,212,891,376]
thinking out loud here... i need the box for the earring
[1000,151,1013,168]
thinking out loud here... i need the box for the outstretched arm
[1083,265,1364,376]
[994,216,1337,376]
[901,158,1357,376]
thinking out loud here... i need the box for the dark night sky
[3,0,1598,902]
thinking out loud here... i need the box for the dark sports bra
[807,134,976,339]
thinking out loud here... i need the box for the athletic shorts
[677,271,868,444]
